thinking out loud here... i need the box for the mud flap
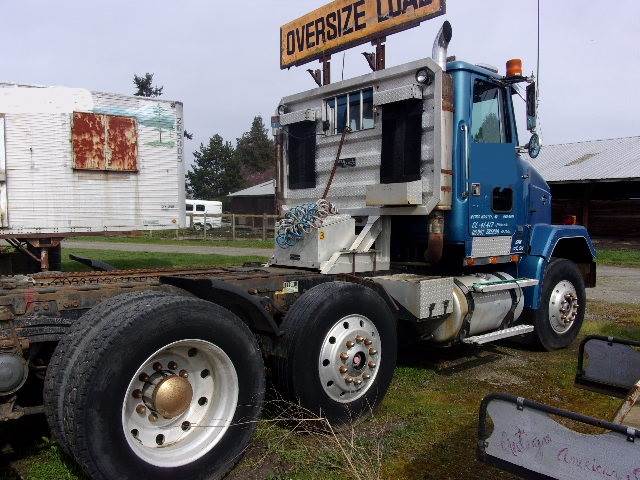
[478,394,640,480]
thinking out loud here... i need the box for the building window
[471,80,510,144]
[196,204,205,212]
[288,122,317,190]
[72,112,138,172]
[325,88,374,135]
[186,204,194,212]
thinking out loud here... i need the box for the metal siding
[531,136,640,183]
[0,84,184,234]
[280,58,444,214]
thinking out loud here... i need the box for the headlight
[416,69,432,85]
[278,104,288,116]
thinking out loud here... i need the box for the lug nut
[153,362,163,372]
[340,352,349,362]
[136,404,147,415]
[368,361,377,369]
[139,373,150,383]
[148,413,158,423]
[369,348,378,356]
[354,379,363,386]
[363,373,371,380]
[179,370,189,378]
[339,366,348,374]
[356,336,364,343]
[181,421,191,431]
[168,361,178,370]
[344,377,354,385]
[132,389,142,399]
[346,340,355,349]
[364,339,373,347]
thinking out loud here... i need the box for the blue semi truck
[0,20,596,480]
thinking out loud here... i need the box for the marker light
[506,59,523,77]
[416,69,432,85]
[563,215,578,226]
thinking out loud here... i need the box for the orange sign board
[280,0,446,69]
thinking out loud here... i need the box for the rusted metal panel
[72,112,106,170]
[106,115,138,172]
[72,112,138,172]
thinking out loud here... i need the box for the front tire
[60,293,265,480]
[532,258,586,351]
[275,282,397,424]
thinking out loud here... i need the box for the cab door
[467,78,522,243]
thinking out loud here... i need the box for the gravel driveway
[589,265,640,305]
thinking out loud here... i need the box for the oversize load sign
[281,0,446,68]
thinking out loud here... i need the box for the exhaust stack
[432,21,453,70]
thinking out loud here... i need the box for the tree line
[133,73,274,203]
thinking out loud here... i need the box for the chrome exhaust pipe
[432,21,453,70]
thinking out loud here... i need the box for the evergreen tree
[133,73,164,97]
[186,135,245,201]
[234,116,275,183]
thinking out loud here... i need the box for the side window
[186,204,194,212]
[471,81,509,144]
[380,100,423,184]
[325,88,374,135]
[493,187,514,212]
[196,204,205,212]
[288,122,317,190]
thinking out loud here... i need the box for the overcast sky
[2,0,639,164]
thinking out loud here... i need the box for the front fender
[519,224,596,309]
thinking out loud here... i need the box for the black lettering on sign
[326,11,338,40]
[341,4,353,35]
[419,0,433,6]
[287,30,295,55]
[354,0,366,31]
[388,0,402,18]
[296,28,305,52]
[315,17,326,45]
[305,21,315,49]
[403,0,419,12]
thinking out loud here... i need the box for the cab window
[196,205,205,212]
[186,204,194,212]
[471,80,510,144]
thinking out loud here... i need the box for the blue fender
[519,224,597,309]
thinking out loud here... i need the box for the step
[471,278,539,293]
[463,325,535,346]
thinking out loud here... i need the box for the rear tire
[532,258,586,351]
[275,282,397,424]
[60,293,265,480]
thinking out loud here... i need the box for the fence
[186,213,279,241]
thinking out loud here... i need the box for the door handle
[460,123,470,198]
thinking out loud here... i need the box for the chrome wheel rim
[318,314,381,404]
[122,339,239,467]
[548,280,579,335]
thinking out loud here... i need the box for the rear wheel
[275,282,397,424]
[60,293,265,480]
[532,258,586,351]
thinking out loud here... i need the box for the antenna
[536,0,541,101]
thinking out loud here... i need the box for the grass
[597,247,640,268]
[70,235,275,251]
[2,299,638,480]
[61,249,268,272]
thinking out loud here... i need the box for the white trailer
[0,83,186,270]
[185,199,223,230]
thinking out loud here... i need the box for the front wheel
[275,282,397,424]
[531,258,586,351]
[60,293,265,480]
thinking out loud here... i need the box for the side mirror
[527,133,541,159]
[526,82,537,132]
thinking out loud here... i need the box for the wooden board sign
[280,0,446,69]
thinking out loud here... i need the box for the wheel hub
[152,375,193,419]
[319,314,381,403]
[549,280,580,334]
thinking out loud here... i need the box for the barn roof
[532,136,640,183]
[228,180,275,197]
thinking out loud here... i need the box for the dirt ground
[589,265,640,304]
